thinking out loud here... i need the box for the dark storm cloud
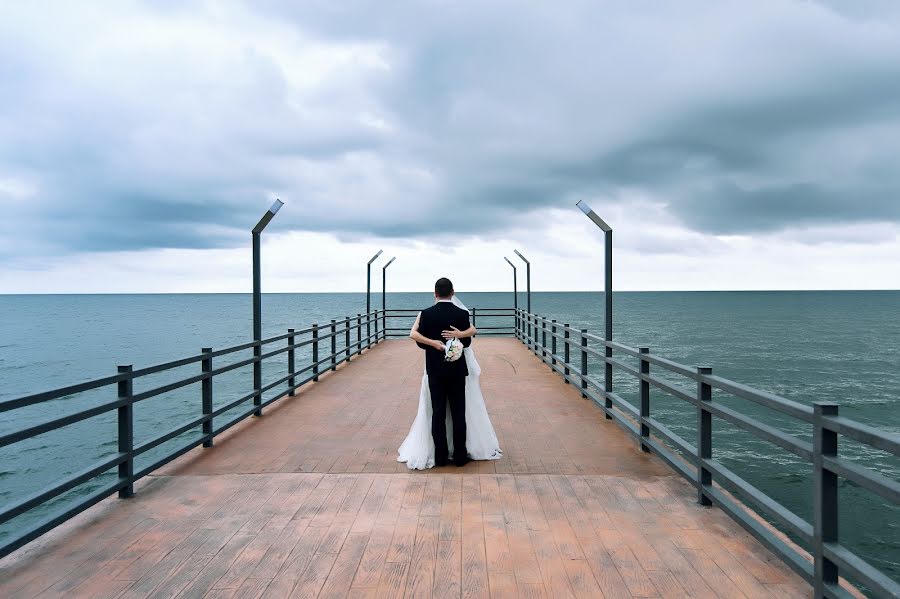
[2,0,900,258]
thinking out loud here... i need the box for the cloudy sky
[1,1,899,293]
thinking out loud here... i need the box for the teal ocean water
[1,291,898,582]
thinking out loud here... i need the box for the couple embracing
[397,277,503,470]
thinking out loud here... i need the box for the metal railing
[0,310,386,559]
[377,307,519,339]
[517,309,899,598]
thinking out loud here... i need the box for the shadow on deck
[0,338,808,598]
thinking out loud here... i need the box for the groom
[415,277,473,467]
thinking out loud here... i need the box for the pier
[1,309,896,597]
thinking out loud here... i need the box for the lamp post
[504,256,518,338]
[513,249,531,343]
[251,198,284,417]
[382,257,396,340]
[366,250,383,342]
[576,199,613,419]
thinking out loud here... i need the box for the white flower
[444,338,464,362]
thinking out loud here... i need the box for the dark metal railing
[517,309,898,598]
[0,310,387,559]
[378,307,518,339]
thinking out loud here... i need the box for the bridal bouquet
[444,338,464,362]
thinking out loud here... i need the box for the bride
[397,294,503,470]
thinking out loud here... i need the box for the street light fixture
[576,199,613,419]
[382,257,396,340]
[513,249,531,345]
[366,249,383,341]
[251,198,284,417]
[504,257,518,338]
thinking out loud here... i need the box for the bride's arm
[410,312,444,350]
[442,324,477,339]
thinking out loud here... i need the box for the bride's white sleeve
[410,312,422,336]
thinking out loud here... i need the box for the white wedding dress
[397,295,503,470]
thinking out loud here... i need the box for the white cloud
[1,1,899,291]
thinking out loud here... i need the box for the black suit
[416,300,472,464]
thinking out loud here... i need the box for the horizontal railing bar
[703,458,813,544]
[210,390,257,419]
[208,354,257,377]
[646,416,698,460]
[133,437,205,481]
[0,477,128,559]
[824,416,900,456]
[704,401,814,461]
[645,373,696,405]
[823,542,900,599]
[0,374,127,413]
[822,582,856,599]
[643,353,699,379]
[702,485,814,583]
[0,398,129,449]
[823,455,900,505]
[703,374,814,423]
[133,416,206,457]
[131,372,207,403]
[643,436,696,481]
[607,357,641,379]
[212,403,261,437]
[606,391,639,418]
[0,452,127,525]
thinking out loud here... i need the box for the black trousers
[428,374,466,463]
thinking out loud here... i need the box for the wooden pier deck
[0,338,809,598]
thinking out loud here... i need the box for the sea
[0,291,898,583]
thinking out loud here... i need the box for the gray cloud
[2,0,900,259]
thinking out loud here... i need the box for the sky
[1,0,899,293]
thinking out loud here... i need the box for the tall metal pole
[504,257,518,337]
[382,257,396,340]
[576,200,613,419]
[604,229,613,418]
[251,199,283,417]
[514,249,531,339]
[367,250,383,343]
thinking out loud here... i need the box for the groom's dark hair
[434,277,453,298]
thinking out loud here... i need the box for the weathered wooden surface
[0,338,808,597]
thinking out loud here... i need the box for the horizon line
[1,288,898,296]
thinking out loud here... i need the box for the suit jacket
[416,301,472,378]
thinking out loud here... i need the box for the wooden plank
[404,516,439,598]
[351,523,395,588]
[461,521,489,599]
[317,532,369,599]
[433,540,461,599]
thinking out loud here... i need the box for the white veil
[450,295,468,311]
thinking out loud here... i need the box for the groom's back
[417,302,471,378]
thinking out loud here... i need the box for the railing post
[697,366,713,506]
[639,347,650,452]
[472,308,477,328]
[331,319,337,371]
[527,313,532,349]
[551,319,557,368]
[580,329,588,399]
[541,318,547,361]
[375,310,380,343]
[382,309,386,339]
[201,348,213,447]
[287,330,295,397]
[356,314,362,356]
[312,324,319,382]
[117,365,134,498]
[813,402,839,598]
[345,317,351,362]
[563,324,570,384]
